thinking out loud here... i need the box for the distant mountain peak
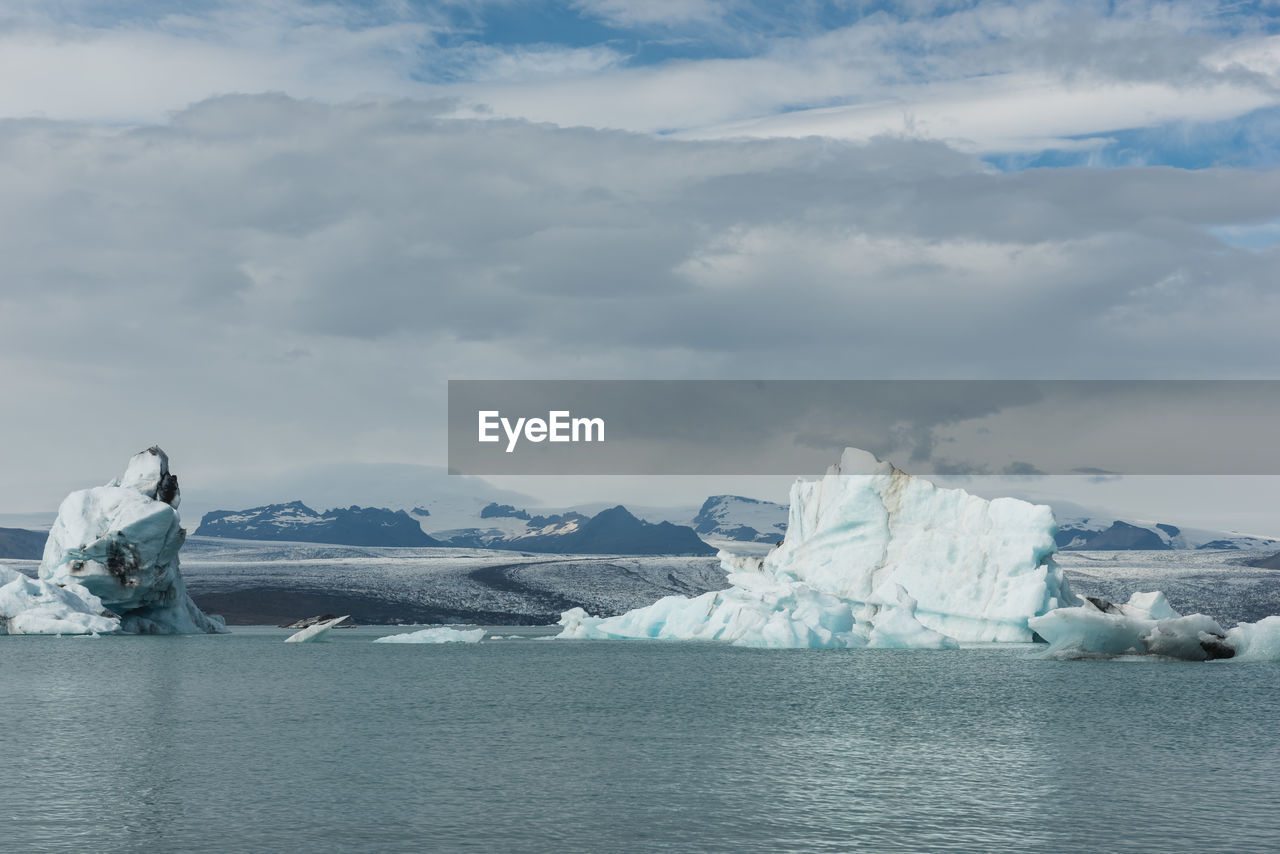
[197,503,439,547]
[691,494,789,545]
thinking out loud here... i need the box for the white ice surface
[557,449,1072,648]
[373,626,485,644]
[1226,616,1280,662]
[0,564,121,635]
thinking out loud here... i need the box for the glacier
[373,626,486,644]
[0,447,226,635]
[557,448,1072,648]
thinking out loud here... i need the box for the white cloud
[572,0,730,27]
[1,0,1277,155]
[677,73,1277,151]
[443,3,1280,150]
[1,97,1279,511]
[3,2,1280,513]
[0,5,431,122]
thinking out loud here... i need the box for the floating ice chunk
[0,564,121,636]
[556,448,1070,649]
[373,626,485,644]
[557,577,869,649]
[1028,593,1235,660]
[1145,614,1232,660]
[284,614,349,643]
[1225,616,1280,662]
[39,447,224,634]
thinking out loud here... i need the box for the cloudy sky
[2,1,1279,528]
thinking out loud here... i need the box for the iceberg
[1029,594,1280,661]
[373,626,486,644]
[557,448,1072,648]
[284,614,349,643]
[27,447,225,635]
[1226,617,1280,663]
[0,564,122,635]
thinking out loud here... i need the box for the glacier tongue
[32,447,225,635]
[556,448,1072,648]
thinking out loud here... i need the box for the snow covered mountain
[504,505,715,556]
[191,488,1280,556]
[197,500,716,556]
[197,502,441,547]
[426,502,715,555]
[690,495,789,546]
[1054,517,1280,551]
[436,503,592,549]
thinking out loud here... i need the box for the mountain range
[4,490,1276,559]
[196,502,440,547]
[196,502,716,556]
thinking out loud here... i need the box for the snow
[373,626,485,644]
[35,447,225,635]
[284,614,348,643]
[557,449,1071,648]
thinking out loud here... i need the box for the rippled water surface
[3,627,1278,853]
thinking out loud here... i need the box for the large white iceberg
[1029,593,1280,661]
[3,447,227,636]
[557,448,1072,648]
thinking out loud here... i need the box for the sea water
[3,627,1277,853]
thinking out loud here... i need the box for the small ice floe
[284,614,350,643]
[373,626,485,644]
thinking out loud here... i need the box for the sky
[2,0,1280,530]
